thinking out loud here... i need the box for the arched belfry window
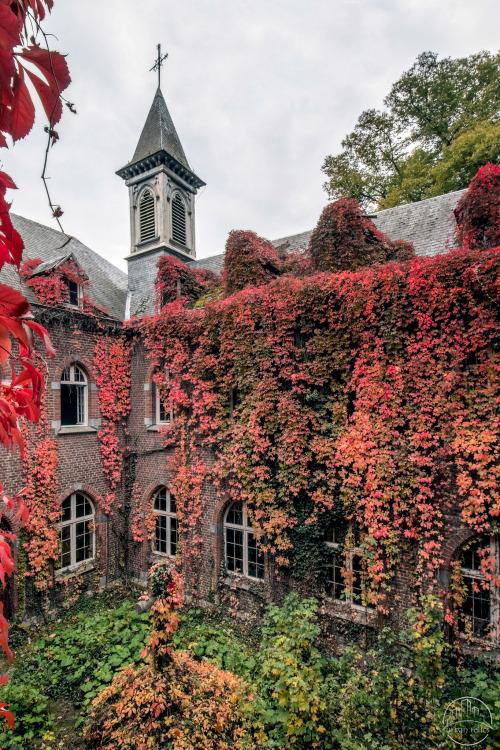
[139,189,155,242]
[171,193,186,246]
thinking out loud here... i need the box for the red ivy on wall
[222,230,282,296]
[20,361,59,588]
[156,255,219,310]
[142,241,500,613]
[454,163,500,250]
[309,197,415,272]
[93,336,131,514]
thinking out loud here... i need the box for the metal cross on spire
[150,43,168,89]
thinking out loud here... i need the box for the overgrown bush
[308,197,415,272]
[222,230,282,295]
[0,682,54,750]
[454,162,500,250]
[254,594,327,748]
[11,601,149,708]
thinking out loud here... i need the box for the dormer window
[66,279,81,307]
[171,193,186,246]
[139,189,155,242]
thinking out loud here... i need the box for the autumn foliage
[86,563,256,750]
[454,162,500,250]
[308,197,415,272]
[222,230,282,296]
[142,209,500,619]
[93,336,131,514]
[155,255,219,309]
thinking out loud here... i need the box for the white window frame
[325,528,374,611]
[460,535,500,645]
[154,381,173,425]
[65,278,82,309]
[224,501,265,580]
[59,492,95,571]
[152,487,178,558]
[60,363,88,426]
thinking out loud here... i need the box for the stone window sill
[223,575,265,592]
[55,561,96,581]
[146,423,173,432]
[58,425,98,435]
[322,598,377,626]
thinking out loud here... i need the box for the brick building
[1,84,497,650]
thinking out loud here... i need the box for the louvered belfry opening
[172,193,187,246]
[139,189,155,242]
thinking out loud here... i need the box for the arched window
[224,501,264,580]
[325,526,371,609]
[61,364,87,426]
[171,193,186,246]
[459,536,499,642]
[153,487,177,557]
[139,189,155,242]
[59,492,95,570]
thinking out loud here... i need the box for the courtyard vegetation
[0,577,499,750]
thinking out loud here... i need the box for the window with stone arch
[224,501,264,580]
[171,192,187,246]
[61,363,88,426]
[325,526,372,610]
[59,492,95,570]
[139,188,155,242]
[152,487,178,557]
[458,535,499,643]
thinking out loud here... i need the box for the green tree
[323,50,500,209]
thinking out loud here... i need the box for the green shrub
[253,594,328,748]
[13,601,150,708]
[0,682,54,750]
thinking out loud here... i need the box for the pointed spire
[130,88,190,170]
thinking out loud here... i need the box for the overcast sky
[2,0,499,272]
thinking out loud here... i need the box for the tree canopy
[322,50,500,210]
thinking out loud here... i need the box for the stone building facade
[0,85,496,651]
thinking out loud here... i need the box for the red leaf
[8,67,35,141]
[0,5,21,51]
[0,283,30,317]
[0,704,14,730]
[24,64,62,124]
[0,172,16,194]
[18,44,71,98]
[0,48,15,98]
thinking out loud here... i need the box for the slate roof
[189,189,467,276]
[128,88,189,170]
[0,214,128,320]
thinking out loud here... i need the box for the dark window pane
[247,533,265,579]
[154,515,167,554]
[170,495,177,515]
[226,528,243,573]
[226,502,243,527]
[61,497,72,522]
[170,517,178,557]
[75,494,92,518]
[68,280,79,306]
[61,384,78,426]
[60,525,71,568]
[154,489,167,512]
[325,527,336,545]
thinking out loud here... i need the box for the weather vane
[150,43,168,88]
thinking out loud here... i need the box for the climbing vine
[20,361,59,588]
[139,170,500,617]
[20,257,110,316]
[93,336,131,514]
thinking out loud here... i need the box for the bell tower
[117,47,205,316]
